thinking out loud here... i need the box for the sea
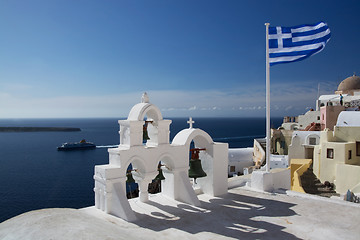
[0,117,282,223]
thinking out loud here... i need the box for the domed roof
[337,74,360,92]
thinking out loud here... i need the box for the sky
[1,0,360,118]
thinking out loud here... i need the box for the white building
[288,131,321,163]
[282,74,360,131]
[313,111,360,194]
[228,147,253,176]
[282,110,320,130]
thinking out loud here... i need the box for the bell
[143,125,150,141]
[188,148,207,182]
[188,158,207,180]
[154,168,165,181]
[126,172,135,183]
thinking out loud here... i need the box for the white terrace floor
[1,186,360,240]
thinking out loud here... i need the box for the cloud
[285,106,293,111]
[0,81,327,118]
[161,107,176,111]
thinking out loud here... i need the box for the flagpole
[265,23,270,172]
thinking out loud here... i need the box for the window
[327,148,334,159]
[309,137,317,145]
[230,166,236,172]
[357,142,360,156]
[317,116,320,120]
[348,150,352,160]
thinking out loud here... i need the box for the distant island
[0,127,81,132]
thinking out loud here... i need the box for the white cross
[187,117,195,129]
[269,26,292,49]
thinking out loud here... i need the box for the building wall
[313,130,335,180]
[271,129,293,155]
[281,110,320,130]
[297,110,320,129]
[269,155,289,169]
[228,147,254,175]
[317,94,341,110]
[320,105,345,130]
[281,122,299,131]
[313,127,360,192]
[317,142,350,183]
[253,139,265,167]
[333,126,360,142]
[313,144,321,178]
[335,164,360,194]
[288,131,320,163]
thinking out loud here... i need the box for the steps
[300,168,339,197]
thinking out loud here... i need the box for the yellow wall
[290,159,312,193]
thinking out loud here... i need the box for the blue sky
[1,0,359,118]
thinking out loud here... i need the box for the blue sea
[0,117,282,223]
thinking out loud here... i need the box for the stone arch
[124,154,158,203]
[172,128,214,153]
[305,134,320,146]
[172,128,228,197]
[158,152,176,171]
[123,155,148,179]
[127,103,163,121]
[172,128,214,181]
[127,103,164,146]
[157,151,201,206]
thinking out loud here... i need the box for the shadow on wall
[133,192,300,240]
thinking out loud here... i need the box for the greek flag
[268,21,331,66]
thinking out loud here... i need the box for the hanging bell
[143,124,150,141]
[188,158,207,180]
[154,168,165,181]
[126,172,135,183]
[188,148,207,181]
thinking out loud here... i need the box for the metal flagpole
[265,23,270,172]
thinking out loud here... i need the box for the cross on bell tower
[187,117,195,129]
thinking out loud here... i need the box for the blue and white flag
[268,21,331,66]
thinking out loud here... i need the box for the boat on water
[57,139,96,151]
